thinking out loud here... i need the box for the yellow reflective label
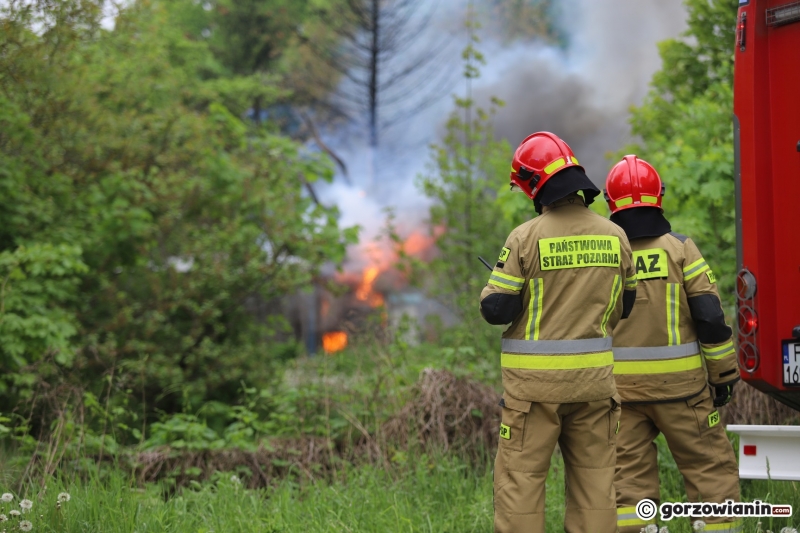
[616,420,620,434]
[633,248,668,280]
[706,270,717,284]
[499,423,511,439]
[538,235,621,271]
[499,247,511,262]
[641,195,659,204]
[708,410,720,428]
[615,197,633,208]
[544,158,566,175]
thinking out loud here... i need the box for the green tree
[617,0,738,305]
[0,0,355,415]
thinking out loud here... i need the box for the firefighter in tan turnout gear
[480,132,637,533]
[605,156,741,533]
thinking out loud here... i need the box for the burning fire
[355,266,385,307]
[322,331,348,354]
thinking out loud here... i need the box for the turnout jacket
[612,232,740,403]
[480,195,636,403]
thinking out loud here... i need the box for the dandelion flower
[56,493,70,503]
[8,510,20,517]
[659,528,670,533]
[18,520,31,532]
[645,525,658,533]
[18,500,32,512]
[693,520,706,532]
[0,495,11,503]
[780,528,798,533]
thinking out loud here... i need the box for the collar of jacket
[541,193,587,212]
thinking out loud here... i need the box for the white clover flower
[659,527,670,533]
[8,510,20,517]
[56,493,70,503]
[18,520,31,532]
[18,500,31,512]
[693,520,706,532]
[0,515,6,522]
[0,495,11,503]
[645,524,658,533]
[229,475,241,484]
[780,528,798,533]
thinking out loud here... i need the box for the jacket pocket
[608,393,622,445]
[499,394,532,453]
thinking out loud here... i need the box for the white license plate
[783,341,800,386]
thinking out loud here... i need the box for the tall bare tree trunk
[368,0,380,148]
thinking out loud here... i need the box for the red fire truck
[733,0,800,408]
[729,0,800,480]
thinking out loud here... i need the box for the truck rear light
[737,269,757,300]
[738,11,748,51]
[743,445,757,456]
[738,306,759,336]
[766,1,800,27]
[739,341,759,373]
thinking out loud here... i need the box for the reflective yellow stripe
[641,194,659,203]
[684,264,710,281]
[613,354,702,374]
[702,341,735,359]
[683,258,711,281]
[625,275,637,289]
[544,158,566,175]
[571,156,579,165]
[501,351,613,370]
[616,507,637,515]
[684,258,706,272]
[615,197,633,208]
[616,506,653,527]
[525,278,544,341]
[488,279,522,291]
[491,271,525,283]
[601,275,622,336]
[705,348,735,360]
[666,283,680,346]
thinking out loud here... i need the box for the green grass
[0,440,797,533]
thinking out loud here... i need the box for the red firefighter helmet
[604,155,665,214]
[510,132,583,200]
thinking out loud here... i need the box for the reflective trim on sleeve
[488,271,524,291]
[525,278,544,341]
[601,275,622,336]
[683,258,711,281]
[666,283,681,346]
[624,275,637,289]
[501,351,613,370]
[702,520,743,533]
[502,337,613,354]
[702,340,736,360]
[613,354,703,375]
[613,342,700,360]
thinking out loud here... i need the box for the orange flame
[355,266,385,307]
[322,331,348,354]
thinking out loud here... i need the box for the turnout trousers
[494,394,621,533]
[615,389,741,533]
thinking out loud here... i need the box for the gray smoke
[316,0,687,270]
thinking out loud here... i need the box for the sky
[313,0,689,271]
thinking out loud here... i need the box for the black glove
[713,383,735,407]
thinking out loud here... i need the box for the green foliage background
[0,0,356,420]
